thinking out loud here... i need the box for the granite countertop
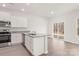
[24,33,50,38]
[0,27,50,37]
[10,30,30,33]
[0,27,30,33]
[10,27,30,33]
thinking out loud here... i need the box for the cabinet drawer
[25,35,33,53]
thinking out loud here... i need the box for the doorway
[53,22,64,39]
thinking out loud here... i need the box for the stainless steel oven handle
[0,34,11,35]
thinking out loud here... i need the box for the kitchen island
[24,33,49,56]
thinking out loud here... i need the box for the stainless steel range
[0,21,11,47]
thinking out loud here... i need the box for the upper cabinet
[11,16,27,27]
[0,11,28,28]
[0,11,10,21]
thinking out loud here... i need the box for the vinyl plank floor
[0,39,79,56]
[48,38,79,56]
[0,44,31,56]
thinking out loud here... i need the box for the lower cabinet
[25,35,33,53]
[24,35,48,56]
[11,33,22,44]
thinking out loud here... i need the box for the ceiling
[0,3,79,17]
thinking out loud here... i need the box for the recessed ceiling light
[21,8,25,11]
[50,11,54,14]
[2,4,6,7]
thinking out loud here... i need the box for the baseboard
[64,40,79,45]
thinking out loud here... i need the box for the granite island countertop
[24,33,50,38]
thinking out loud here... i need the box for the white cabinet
[33,37,44,55]
[24,34,48,56]
[11,16,27,27]
[0,11,10,21]
[25,35,33,53]
[11,33,22,44]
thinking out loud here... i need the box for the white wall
[48,9,79,44]
[64,9,79,44]
[27,15,48,34]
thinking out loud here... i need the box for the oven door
[0,32,11,43]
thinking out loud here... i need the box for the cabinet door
[11,33,22,44]
[25,35,29,48]
[33,37,44,55]
[11,16,27,27]
[0,12,10,21]
[29,37,33,53]
[25,35,33,53]
[44,36,48,54]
